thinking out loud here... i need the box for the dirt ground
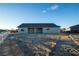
[0,33,79,56]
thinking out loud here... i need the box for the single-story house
[17,23,60,34]
[70,24,79,33]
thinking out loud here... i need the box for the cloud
[50,5,59,11]
[42,4,59,13]
[42,10,47,13]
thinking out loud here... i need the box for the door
[28,28,34,34]
[36,28,43,33]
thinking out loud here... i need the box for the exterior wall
[70,28,79,33]
[18,27,60,34]
[71,28,79,31]
[43,27,60,34]
[18,28,28,33]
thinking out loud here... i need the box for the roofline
[18,23,61,28]
[70,24,79,28]
[18,26,60,28]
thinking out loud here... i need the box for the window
[21,29,24,31]
[46,28,50,30]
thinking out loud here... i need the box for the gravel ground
[0,33,79,56]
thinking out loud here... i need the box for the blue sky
[0,3,79,29]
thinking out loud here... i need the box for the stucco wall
[43,27,60,34]
[18,27,60,34]
[18,28,28,33]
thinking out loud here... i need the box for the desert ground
[0,33,79,56]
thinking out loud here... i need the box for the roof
[18,23,60,28]
[70,24,79,29]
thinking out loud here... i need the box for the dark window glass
[46,28,50,30]
[21,29,24,31]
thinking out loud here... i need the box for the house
[61,28,70,33]
[17,23,60,34]
[9,29,18,34]
[70,24,79,33]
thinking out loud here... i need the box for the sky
[0,3,79,29]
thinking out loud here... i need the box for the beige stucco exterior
[43,27,60,34]
[18,27,60,34]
